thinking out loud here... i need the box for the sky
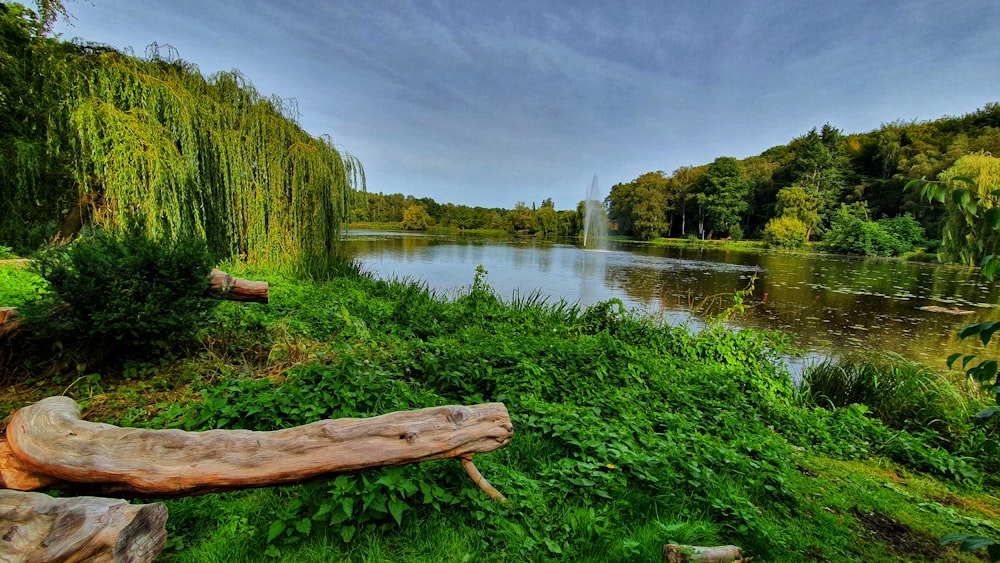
[52,0,1000,210]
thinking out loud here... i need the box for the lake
[343,230,1000,370]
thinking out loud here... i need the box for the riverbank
[1,259,998,562]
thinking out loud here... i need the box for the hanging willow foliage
[938,152,1000,266]
[0,15,364,277]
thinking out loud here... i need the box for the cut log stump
[3,396,513,498]
[0,490,167,563]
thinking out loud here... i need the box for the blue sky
[53,1,1000,210]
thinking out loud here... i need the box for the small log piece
[208,269,268,303]
[663,544,750,563]
[4,396,513,497]
[0,490,167,563]
[0,438,60,491]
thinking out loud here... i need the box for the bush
[26,231,217,355]
[824,206,923,256]
[879,214,926,249]
[762,216,807,249]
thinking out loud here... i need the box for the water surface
[344,231,1000,369]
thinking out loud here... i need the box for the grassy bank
[0,260,997,562]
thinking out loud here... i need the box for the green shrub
[25,231,217,355]
[762,216,807,249]
[824,206,922,256]
[879,214,926,249]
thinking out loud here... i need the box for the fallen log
[3,396,513,498]
[663,544,750,562]
[208,269,268,303]
[0,490,167,563]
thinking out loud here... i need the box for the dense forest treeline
[0,3,364,276]
[606,113,1000,248]
[366,105,1000,262]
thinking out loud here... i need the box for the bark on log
[4,396,513,497]
[0,490,167,563]
[0,307,19,340]
[663,544,750,562]
[208,269,268,303]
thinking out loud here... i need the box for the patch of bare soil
[850,507,946,561]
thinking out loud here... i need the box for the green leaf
[986,208,1000,229]
[952,175,976,187]
[961,536,997,551]
[388,496,408,526]
[971,360,999,383]
[264,545,281,558]
[947,353,963,369]
[983,255,999,282]
[959,323,987,340]
[544,539,564,554]
[982,322,1000,345]
[340,525,356,543]
[295,517,312,535]
[267,520,286,543]
[975,406,1000,421]
[953,188,971,208]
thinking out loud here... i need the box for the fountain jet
[582,175,609,250]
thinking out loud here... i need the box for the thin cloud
[53,0,1000,209]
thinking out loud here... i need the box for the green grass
[799,352,977,439]
[4,260,1000,562]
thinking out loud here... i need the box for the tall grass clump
[799,352,972,439]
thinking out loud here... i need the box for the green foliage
[606,172,668,240]
[0,9,365,275]
[775,186,820,238]
[800,353,970,440]
[762,216,808,249]
[0,263,43,305]
[908,170,1000,560]
[24,230,216,355]
[695,157,751,238]
[401,204,432,231]
[824,203,922,256]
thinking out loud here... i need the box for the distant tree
[402,204,432,230]
[775,186,821,240]
[606,172,668,240]
[762,216,808,249]
[665,166,703,236]
[787,127,848,230]
[558,209,580,236]
[694,157,750,238]
[510,201,536,232]
[536,202,558,237]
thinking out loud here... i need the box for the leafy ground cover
[1,260,998,562]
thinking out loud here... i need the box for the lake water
[343,230,1000,370]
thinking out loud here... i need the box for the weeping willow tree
[0,7,364,277]
[936,152,1000,266]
